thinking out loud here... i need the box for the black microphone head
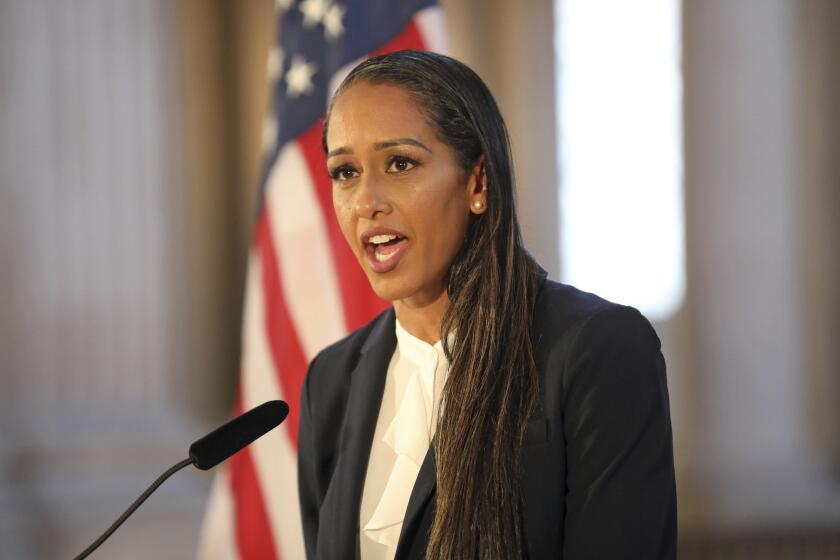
[189,400,289,470]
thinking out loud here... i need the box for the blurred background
[1,0,839,558]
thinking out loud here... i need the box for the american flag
[197,1,447,558]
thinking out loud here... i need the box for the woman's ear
[467,157,488,214]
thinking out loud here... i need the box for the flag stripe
[255,208,308,446]
[265,141,347,359]
[231,396,279,560]
[327,57,364,106]
[296,124,391,333]
[197,463,238,559]
[241,251,306,560]
[370,19,425,57]
[414,7,449,53]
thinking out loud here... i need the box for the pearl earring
[473,201,484,210]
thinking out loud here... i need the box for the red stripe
[370,19,427,57]
[296,127,390,333]
[230,395,280,560]
[255,208,308,447]
[231,212,306,559]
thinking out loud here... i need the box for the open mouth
[368,234,405,261]
[362,230,409,272]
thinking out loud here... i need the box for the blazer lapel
[395,445,437,558]
[328,309,396,558]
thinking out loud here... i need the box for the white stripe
[265,142,349,359]
[196,465,240,560]
[240,253,307,560]
[414,6,449,54]
[326,8,448,110]
[327,56,364,109]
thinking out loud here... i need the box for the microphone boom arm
[72,457,193,560]
[71,399,288,558]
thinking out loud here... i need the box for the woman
[298,50,676,559]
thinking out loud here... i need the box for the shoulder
[531,278,664,400]
[533,278,659,350]
[533,278,619,330]
[532,282,676,557]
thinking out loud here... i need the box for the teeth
[369,234,397,244]
[375,251,391,262]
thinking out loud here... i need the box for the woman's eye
[329,165,358,181]
[386,156,418,174]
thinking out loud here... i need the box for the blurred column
[0,0,223,557]
[797,0,840,475]
[441,0,560,277]
[175,0,275,421]
[683,0,840,532]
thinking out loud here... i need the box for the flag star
[299,0,329,28]
[285,55,318,98]
[275,0,293,11]
[262,115,278,154]
[267,46,284,81]
[323,3,345,40]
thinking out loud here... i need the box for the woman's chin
[365,275,408,302]
[363,267,422,303]
[366,275,448,309]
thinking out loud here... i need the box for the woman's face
[326,81,484,306]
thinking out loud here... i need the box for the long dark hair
[323,50,541,559]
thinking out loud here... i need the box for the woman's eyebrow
[374,138,432,152]
[327,146,351,159]
[326,138,432,159]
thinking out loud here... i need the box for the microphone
[73,400,289,560]
[190,399,289,470]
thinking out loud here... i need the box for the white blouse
[359,319,450,560]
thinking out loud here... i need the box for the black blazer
[298,275,677,559]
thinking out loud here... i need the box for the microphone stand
[72,399,288,558]
[73,457,194,560]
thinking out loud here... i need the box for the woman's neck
[393,290,449,345]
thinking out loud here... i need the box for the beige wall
[681,0,840,537]
[0,1,207,557]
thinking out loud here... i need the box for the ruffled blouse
[359,319,449,559]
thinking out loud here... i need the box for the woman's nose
[354,175,391,219]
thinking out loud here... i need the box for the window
[555,0,685,320]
